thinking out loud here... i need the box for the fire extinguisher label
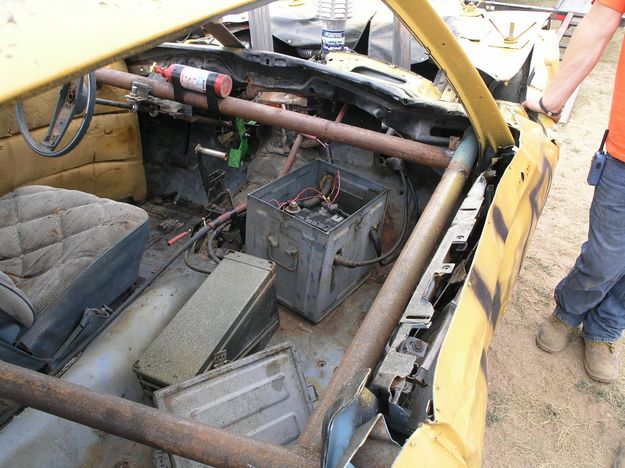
[180,68,216,93]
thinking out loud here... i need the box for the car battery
[246,159,389,323]
[133,252,278,394]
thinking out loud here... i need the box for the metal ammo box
[133,251,278,394]
[246,159,388,323]
[154,343,312,468]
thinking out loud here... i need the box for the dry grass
[576,379,625,427]
[486,381,618,467]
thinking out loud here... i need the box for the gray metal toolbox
[133,252,278,393]
[246,159,389,323]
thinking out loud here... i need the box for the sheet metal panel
[154,343,312,468]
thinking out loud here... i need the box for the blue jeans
[555,154,625,343]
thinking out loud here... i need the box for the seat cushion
[0,185,149,357]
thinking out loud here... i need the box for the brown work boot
[536,314,575,353]
[584,340,619,383]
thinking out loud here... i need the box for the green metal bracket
[227,117,251,168]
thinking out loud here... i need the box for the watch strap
[539,97,562,117]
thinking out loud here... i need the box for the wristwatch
[539,97,562,117]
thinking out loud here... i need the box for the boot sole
[535,335,569,354]
[584,357,617,384]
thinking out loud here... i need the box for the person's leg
[582,273,625,382]
[538,155,625,353]
[584,271,625,343]
[557,155,625,324]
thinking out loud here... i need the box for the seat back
[0,62,146,202]
[0,186,149,365]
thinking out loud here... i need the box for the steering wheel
[15,72,96,158]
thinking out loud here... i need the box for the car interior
[0,1,550,464]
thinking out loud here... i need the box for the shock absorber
[317,0,353,55]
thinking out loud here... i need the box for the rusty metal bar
[296,130,479,454]
[280,103,349,177]
[0,360,315,468]
[280,134,304,177]
[94,68,453,169]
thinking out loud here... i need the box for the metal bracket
[401,175,487,327]
[227,117,251,168]
[392,16,411,69]
[267,233,299,272]
[204,169,227,206]
[126,80,190,117]
[400,337,428,358]
[202,22,245,48]
[307,384,319,403]
[127,80,151,100]
[153,450,173,468]
[213,350,228,367]
[370,175,488,435]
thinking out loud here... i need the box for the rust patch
[379,213,399,253]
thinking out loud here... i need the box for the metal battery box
[133,252,278,393]
[246,159,389,323]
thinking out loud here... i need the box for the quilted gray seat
[0,185,149,364]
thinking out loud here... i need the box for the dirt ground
[483,5,625,468]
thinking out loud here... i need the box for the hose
[184,218,233,272]
[407,176,420,218]
[207,220,232,263]
[334,171,410,268]
[184,239,215,274]
[368,229,382,256]
[299,175,334,209]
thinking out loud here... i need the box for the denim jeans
[555,154,625,343]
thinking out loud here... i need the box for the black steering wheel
[15,72,96,158]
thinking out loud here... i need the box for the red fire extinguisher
[153,64,233,98]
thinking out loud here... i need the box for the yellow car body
[0,0,559,465]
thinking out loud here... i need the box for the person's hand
[522,96,561,123]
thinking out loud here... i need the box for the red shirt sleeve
[596,0,625,13]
